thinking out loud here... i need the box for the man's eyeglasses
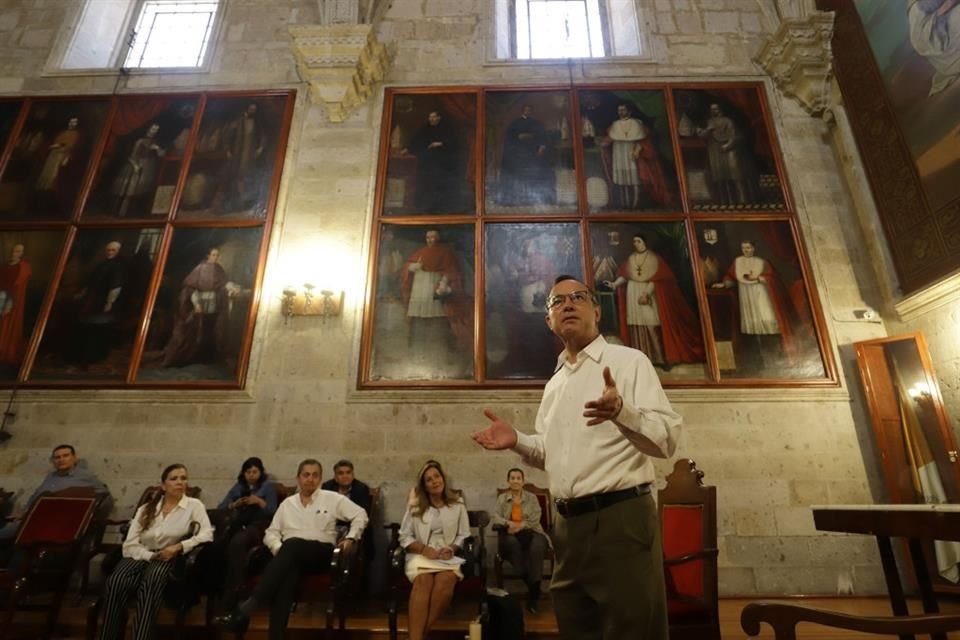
[545,290,596,310]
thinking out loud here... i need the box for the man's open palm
[471,410,518,450]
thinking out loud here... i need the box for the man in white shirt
[214,459,368,640]
[472,275,682,639]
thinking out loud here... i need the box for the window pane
[527,1,592,59]
[125,1,219,68]
[62,0,133,69]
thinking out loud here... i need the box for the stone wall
[0,0,895,595]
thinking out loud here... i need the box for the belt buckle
[555,498,569,517]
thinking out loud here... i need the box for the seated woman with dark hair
[99,464,214,640]
[216,456,278,609]
[492,467,550,613]
[399,460,470,640]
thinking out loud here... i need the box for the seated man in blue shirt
[1,443,113,540]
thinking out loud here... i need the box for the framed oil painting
[818,0,960,292]
[695,220,825,379]
[673,87,786,212]
[589,221,707,381]
[0,101,23,161]
[485,222,582,380]
[484,90,577,214]
[82,95,199,220]
[30,227,161,381]
[368,223,475,381]
[0,230,66,380]
[380,92,477,216]
[578,89,680,213]
[137,227,262,382]
[176,95,289,220]
[0,99,110,220]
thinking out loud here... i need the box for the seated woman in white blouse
[99,464,214,640]
[399,460,470,640]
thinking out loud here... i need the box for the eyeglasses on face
[545,290,595,310]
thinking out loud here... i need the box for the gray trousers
[500,529,548,583]
[550,493,668,640]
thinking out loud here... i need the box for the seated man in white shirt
[214,458,368,640]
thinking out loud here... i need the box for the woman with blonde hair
[398,460,470,640]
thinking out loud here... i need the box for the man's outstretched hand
[471,410,518,450]
[583,366,623,426]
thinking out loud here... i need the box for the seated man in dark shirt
[1,444,113,547]
[321,459,371,512]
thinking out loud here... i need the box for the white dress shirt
[122,495,214,562]
[263,489,368,555]
[514,335,682,500]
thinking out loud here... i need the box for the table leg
[877,535,913,640]
[907,537,946,640]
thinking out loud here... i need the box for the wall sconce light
[281,283,343,324]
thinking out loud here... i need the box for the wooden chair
[0,491,103,639]
[226,483,365,639]
[385,507,490,640]
[493,482,554,588]
[85,485,207,640]
[658,459,721,640]
[741,601,960,639]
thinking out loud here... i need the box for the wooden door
[855,331,960,593]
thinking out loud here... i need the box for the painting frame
[818,0,960,293]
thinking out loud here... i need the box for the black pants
[500,529,548,583]
[252,538,334,640]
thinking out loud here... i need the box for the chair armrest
[664,548,719,566]
[741,602,960,639]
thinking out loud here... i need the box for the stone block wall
[0,0,896,595]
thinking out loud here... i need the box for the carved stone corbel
[289,0,392,123]
[755,11,836,120]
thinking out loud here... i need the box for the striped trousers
[99,557,174,640]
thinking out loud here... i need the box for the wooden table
[812,504,960,640]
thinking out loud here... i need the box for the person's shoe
[213,610,250,633]
[525,599,538,614]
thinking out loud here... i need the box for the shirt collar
[554,334,607,373]
[154,494,189,514]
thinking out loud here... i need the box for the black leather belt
[555,484,651,518]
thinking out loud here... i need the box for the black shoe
[526,600,538,614]
[213,610,250,633]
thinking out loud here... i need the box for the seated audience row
[5,446,546,640]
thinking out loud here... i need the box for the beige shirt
[263,489,368,555]
[514,335,682,500]
[122,495,214,562]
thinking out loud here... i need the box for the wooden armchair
[493,483,554,588]
[385,508,490,640]
[0,491,103,640]
[658,459,720,640]
[741,601,960,639]
[85,485,208,640]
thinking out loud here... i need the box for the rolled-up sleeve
[336,494,368,540]
[613,354,682,458]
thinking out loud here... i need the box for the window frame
[484,0,655,65]
[44,0,227,77]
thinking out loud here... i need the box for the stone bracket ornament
[755,11,836,119]
[289,21,391,123]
